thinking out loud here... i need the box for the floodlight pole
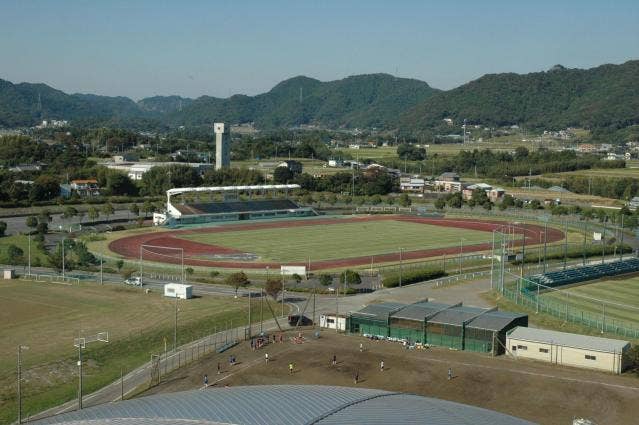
[78,344,83,410]
[62,237,65,279]
[27,234,31,277]
[173,296,178,351]
[399,248,404,287]
[17,345,29,424]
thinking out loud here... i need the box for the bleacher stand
[524,258,639,291]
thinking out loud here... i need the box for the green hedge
[382,268,447,288]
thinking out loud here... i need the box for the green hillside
[402,60,639,131]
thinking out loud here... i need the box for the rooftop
[33,385,534,425]
[507,327,630,353]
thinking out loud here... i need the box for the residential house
[400,177,425,193]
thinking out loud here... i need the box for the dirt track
[109,216,564,270]
[142,330,639,425]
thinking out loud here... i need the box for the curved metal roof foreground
[34,385,535,425]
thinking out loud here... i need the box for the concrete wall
[506,337,628,374]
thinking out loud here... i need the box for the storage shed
[164,283,193,299]
[319,314,347,331]
[348,301,527,354]
[506,327,631,374]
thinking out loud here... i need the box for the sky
[1,0,638,100]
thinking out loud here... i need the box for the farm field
[545,167,639,179]
[540,275,639,326]
[0,280,254,424]
[178,219,490,262]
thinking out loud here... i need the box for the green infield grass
[179,219,491,262]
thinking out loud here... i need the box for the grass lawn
[0,234,49,265]
[540,275,639,326]
[0,280,257,424]
[179,220,491,262]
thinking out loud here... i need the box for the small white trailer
[164,283,193,299]
[320,313,347,331]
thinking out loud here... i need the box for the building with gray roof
[34,385,534,425]
[349,301,527,354]
[506,327,630,374]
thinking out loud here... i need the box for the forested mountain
[0,79,151,127]
[1,60,638,132]
[401,60,639,131]
[166,74,438,128]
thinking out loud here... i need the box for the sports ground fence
[490,225,639,340]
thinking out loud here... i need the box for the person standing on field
[359,343,363,352]
[448,368,453,380]
[332,354,337,366]
[265,353,269,364]
[203,374,208,388]
[289,362,294,374]
[380,360,384,372]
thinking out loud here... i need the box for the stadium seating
[181,199,300,215]
[526,258,639,289]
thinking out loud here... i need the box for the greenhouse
[348,301,527,354]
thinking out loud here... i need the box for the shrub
[382,268,446,288]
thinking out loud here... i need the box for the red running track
[108,216,564,270]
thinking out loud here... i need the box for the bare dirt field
[141,330,639,425]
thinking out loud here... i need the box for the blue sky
[1,0,638,100]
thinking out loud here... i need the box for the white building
[506,327,630,374]
[105,162,213,181]
[319,313,347,331]
[164,283,193,299]
[400,177,425,193]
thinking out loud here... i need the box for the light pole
[458,238,465,275]
[247,290,252,339]
[61,237,65,279]
[27,234,31,277]
[173,296,178,351]
[74,332,108,411]
[399,248,404,287]
[99,255,103,285]
[17,345,29,424]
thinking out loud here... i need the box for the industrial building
[33,385,534,425]
[506,327,631,374]
[348,301,527,354]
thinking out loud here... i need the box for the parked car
[125,277,142,286]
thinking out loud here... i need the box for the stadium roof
[167,184,300,197]
[34,385,534,425]
[507,327,630,353]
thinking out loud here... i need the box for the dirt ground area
[141,330,639,425]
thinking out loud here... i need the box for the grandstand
[525,257,639,290]
[155,184,316,225]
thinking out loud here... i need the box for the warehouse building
[348,301,527,354]
[506,327,631,374]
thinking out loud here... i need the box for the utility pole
[100,255,103,285]
[563,220,568,270]
[77,344,82,409]
[247,291,251,339]
[17,345,29,424]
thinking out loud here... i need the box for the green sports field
[540,275,639,326]
[179,220,491,262]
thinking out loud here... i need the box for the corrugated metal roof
[428,306,486,326]
[33,385,534,425]
[467,311,528,332]
[351,302,406,321]
[390,302,451,321]
[507,327,630,353]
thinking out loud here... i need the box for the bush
[382,268,446,288]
